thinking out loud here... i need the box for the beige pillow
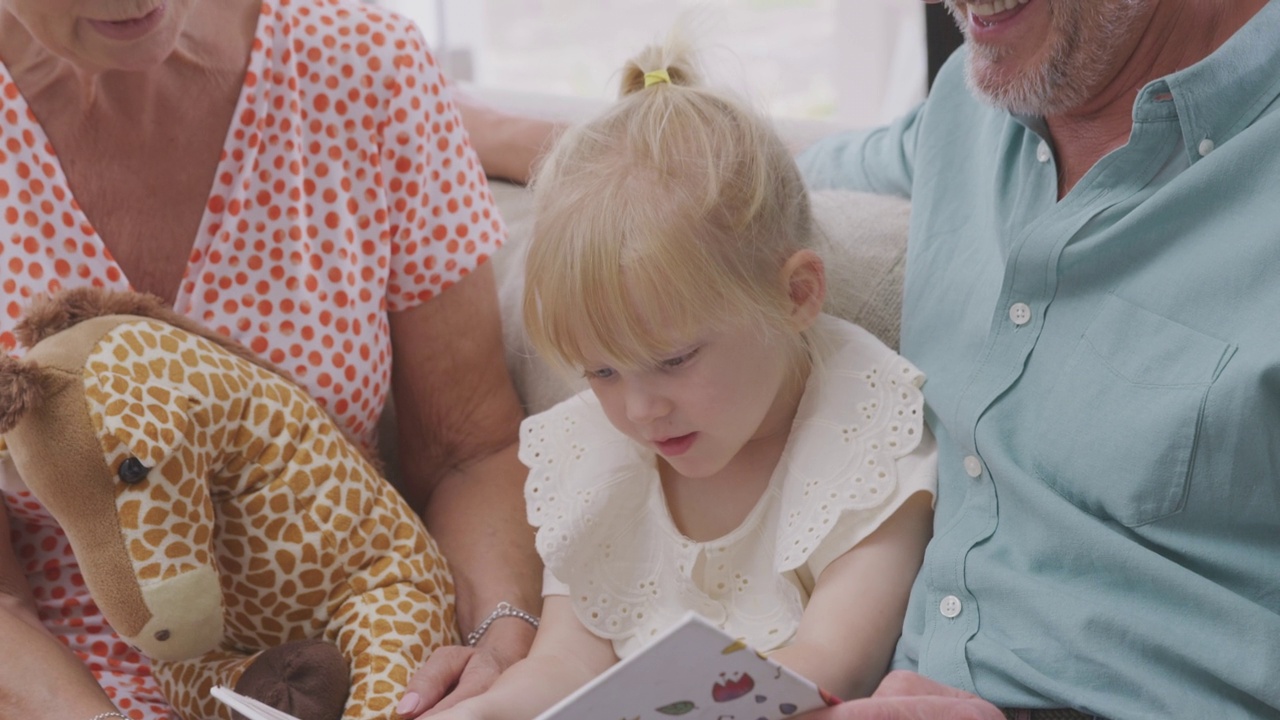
[489,183,911,415]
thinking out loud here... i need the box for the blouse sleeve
[378,17,506,312]
[804,424,937,580]
[773,315,938,579]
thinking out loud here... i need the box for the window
[378,0,926,126]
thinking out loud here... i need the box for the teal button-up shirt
[799,3,1280,718]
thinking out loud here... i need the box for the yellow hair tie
[643,69,671,88]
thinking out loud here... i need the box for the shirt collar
[1150,0,1280,162]
[1013,1,1280,160]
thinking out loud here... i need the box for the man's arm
[795,105,924,197]
[797,671,1004,720]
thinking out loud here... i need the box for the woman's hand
[397,597,615,720]
[1,509,120,720]
[796,671,1004,720]
[397,618,537,717]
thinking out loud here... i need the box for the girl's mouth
[654,433,697,457]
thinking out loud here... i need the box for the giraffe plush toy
[0,288,456,720]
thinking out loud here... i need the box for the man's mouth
[965,0,1031,27]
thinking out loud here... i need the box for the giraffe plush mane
[16,288,275,374]
[9,287,380,468]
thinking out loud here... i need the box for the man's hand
[797,671,1005,720]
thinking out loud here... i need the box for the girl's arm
[769,490,933,700]
[421,595,618,720]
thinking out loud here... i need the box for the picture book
[534,611,840,720]
[211,612,840,720]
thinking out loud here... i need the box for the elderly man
[797,1,1280,718]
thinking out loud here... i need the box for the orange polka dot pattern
[0,0,504,447]
[70,317,455,720]
[1,0,498,715]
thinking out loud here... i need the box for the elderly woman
[0,1,540,718]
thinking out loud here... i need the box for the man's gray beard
[956,0,1149,117]
[964,42,1088,116]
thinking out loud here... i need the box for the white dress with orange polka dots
[0,0,502,717]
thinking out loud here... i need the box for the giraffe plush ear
[0,355,43,436]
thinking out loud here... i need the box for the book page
[210,685,305,720]
[535,612,837,720]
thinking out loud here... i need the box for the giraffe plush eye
[118,456,151,485]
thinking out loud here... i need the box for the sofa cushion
[489,182,910,414]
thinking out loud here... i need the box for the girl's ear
[781,249,826,332]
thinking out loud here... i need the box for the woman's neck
[0,0,260,116]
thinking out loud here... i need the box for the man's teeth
[970,0,1030,17]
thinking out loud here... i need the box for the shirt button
[1198,138,1215,156]
[963,455,983,478]
[1036,141,1051,163]
[940,595,963,618]
[1008,302,1032,326]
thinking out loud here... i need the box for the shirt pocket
[1031,294,1234,527]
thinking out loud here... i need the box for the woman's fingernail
[396,691,421,716]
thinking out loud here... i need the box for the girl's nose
[624,382,670,424]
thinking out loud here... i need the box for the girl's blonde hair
[523,33,815,372]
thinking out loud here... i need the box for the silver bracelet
[88,714,130,720]
[465,601,540,647]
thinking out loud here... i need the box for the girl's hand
[796,671,1004,720]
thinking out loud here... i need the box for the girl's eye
[661,348,700,370]
[584,367,615,380]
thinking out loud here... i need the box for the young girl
[424,35,935,719]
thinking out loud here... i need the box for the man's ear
[781,249,826,332]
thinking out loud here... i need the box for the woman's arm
[769,491,933,700]
[388,262,543,712]
[0,504,121,719]
[455,91,561,186]
[419,595,618,720]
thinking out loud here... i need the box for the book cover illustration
[535,611,840,720]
